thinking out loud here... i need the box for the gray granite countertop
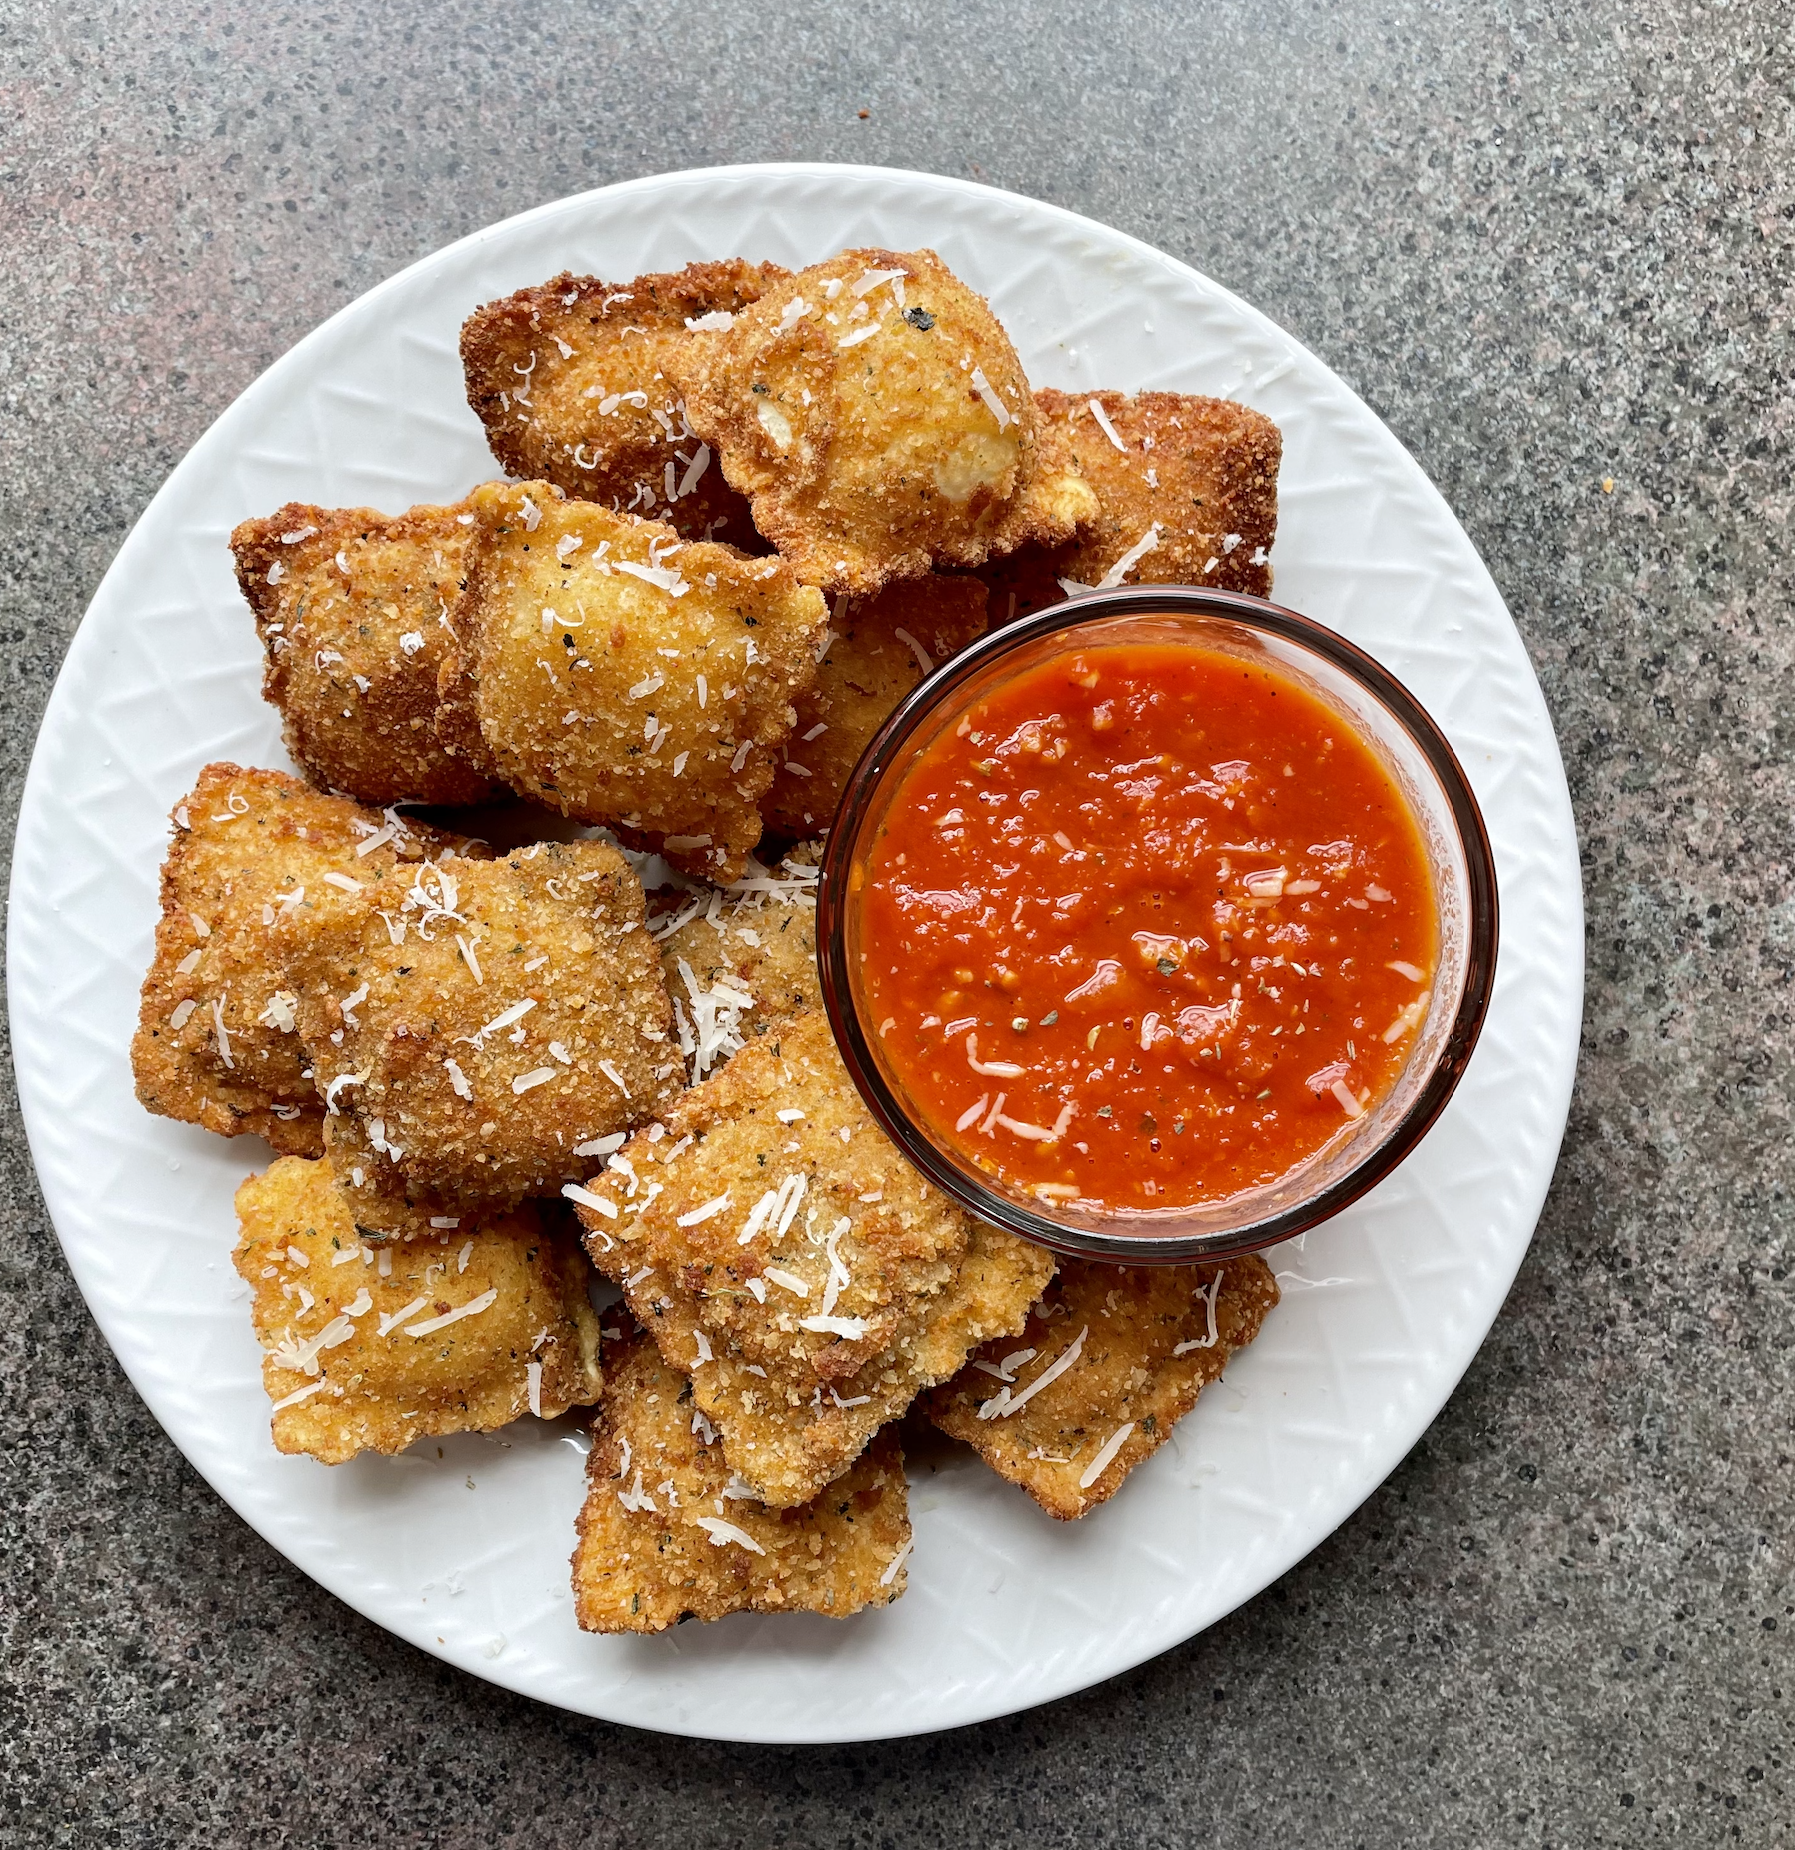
[1,2,1788,1844]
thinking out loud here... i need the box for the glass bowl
[816,584,1499,1266]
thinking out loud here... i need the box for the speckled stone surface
[1,1,1789,1843]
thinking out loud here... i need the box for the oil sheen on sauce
[857,642,1439,1213]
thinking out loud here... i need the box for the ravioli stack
[131,244,1284,1634]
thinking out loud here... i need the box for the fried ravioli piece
[654,846,821,1080]
[447,482,828,881]
[1035,389,1281,597]
[288,839,679,1213]
[131,765,465,1154]
[233,1154,603,1464]
[230,498,501,806]
[460,262,784,548]
[571,1010,1053,1507]
[570,1325,909,1633]
[924,1254,1279,1519]
[670,248,1097,596]
[764,576,988,836]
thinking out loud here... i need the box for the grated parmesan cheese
[1077,1421,1136,1489]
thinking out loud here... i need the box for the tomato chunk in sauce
[857,642,1438,1213]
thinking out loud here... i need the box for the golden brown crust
[231,499,501,806]
[431,644,504,781]
[924,1253,1279,1519]
[130,765,466,1153]
[233,1154,603,1464]
[460,263,785,548]
[1034,389,1282,596]
[283,839,680,1214]
[570,1326,909,1632]
[447,481,827,881]
[570,1010,1052,1506]
[670,248,1097,596]
[654,845,822,1079]
[763,576,989,836]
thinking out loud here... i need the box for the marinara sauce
[856,643,1438,1212]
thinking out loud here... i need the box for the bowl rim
[816,583,1501,1264]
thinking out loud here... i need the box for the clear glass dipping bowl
[816,585,1500,1265]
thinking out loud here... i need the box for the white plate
[7,164,1583,1743]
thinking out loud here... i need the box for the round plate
[7,164,1583,1743]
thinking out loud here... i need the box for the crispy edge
[1037,389,1282,596]
[460,262,783,544]
[230,499,501,806]
[924,1253,1279,1519]
[569,1327,910,1632]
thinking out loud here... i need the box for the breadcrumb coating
[671,248,1096,596]
[653,845,821,1079]
[571,1010,1052,1506]
[231,498,500,806]
[460,261,784,549]
[1035,389,1281,596]
[570,1324,909,1632]
[130,764,466,1154]
[234,1154,602,1464]
[764,575,988,836]
[973,390,1283,618]
[285,839,679,1213]
[447,481,827,881]
[924,1253,1279,1519]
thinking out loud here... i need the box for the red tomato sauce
[856,642,1438,1213]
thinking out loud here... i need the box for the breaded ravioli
[231,497,501,806]
[570,1325,909,1632]
[570,1010,1053,1507]
[233,1154,603,1464]
[286,839,679,1213]
[764,575,988,835]
[670,248,1097,596]
[460,261,784,548]
[924,1254,1279,1519]
[446,481,828,881]
[654,847,821,1080]
[131,764,464,1154]
[1035,389,1281,597]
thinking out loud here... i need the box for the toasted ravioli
[448,482,827,881]
[571,1010,1052,1507]
[671,248,1096,596]
[230,498,500,806]
[131,765,464,1153]
[764,576,988,835]
[233,1154,602,1464]
[460,262,784,547]
[655,847,822,1080]
[286,840,679,1212]
[925,1254,1279,1519]
[1035,390,1281,597]
[570,1326,909,1632]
